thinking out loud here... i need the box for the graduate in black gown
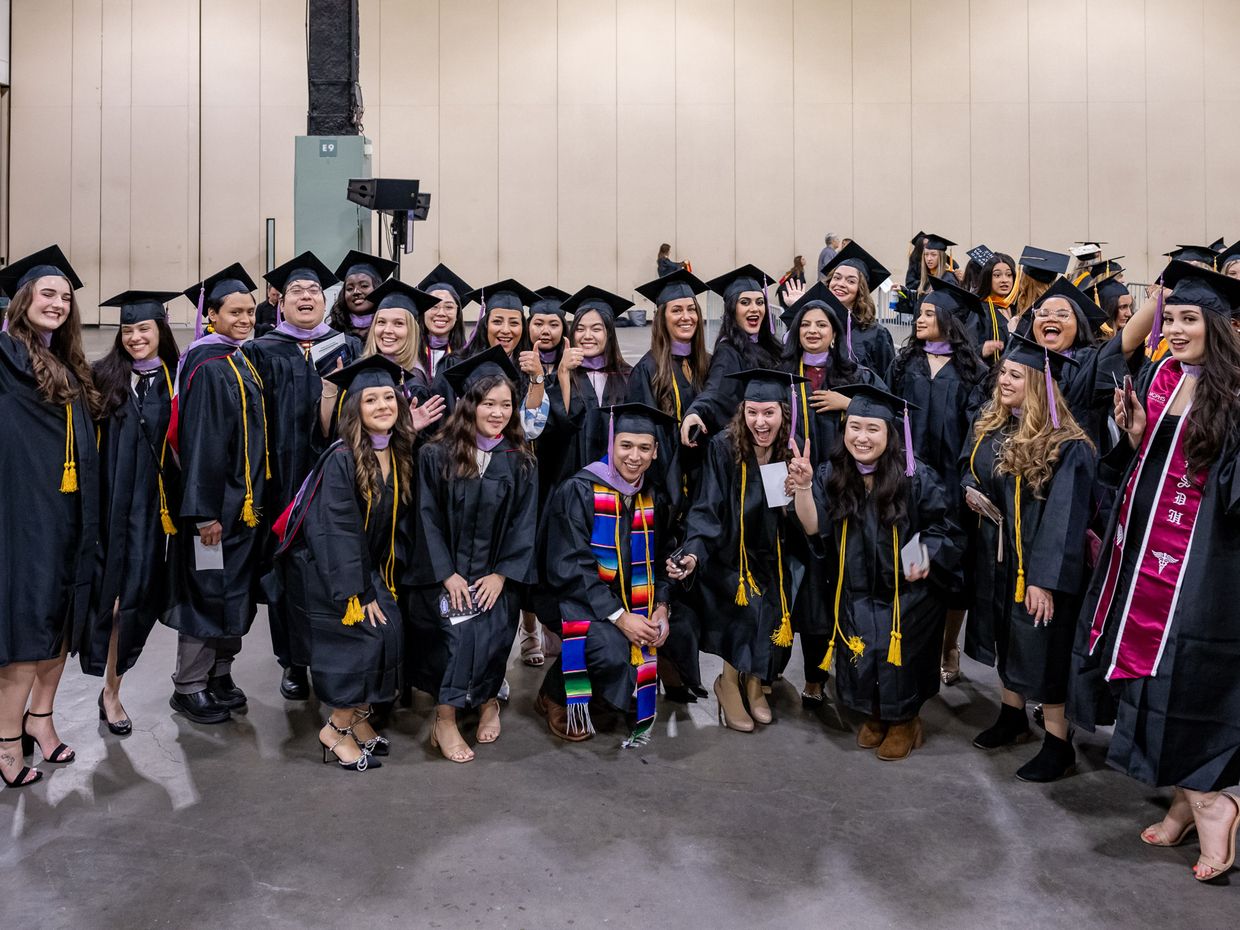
[355,278,443,407]
[962,335,1096,782]
[0,246,99,787]
[405,350,539,763]
[788,385,964,760]
[245,252,361,700]
[166,264,269,725]
[972,251,1020,364]
[415,263,471,380]
[886,274,990,684]
[87,290,182,735]
[328,249,398,343]
[1068,262,1240,883]
[274,356,413,772]
[535,403,675,745]
[775,282,884,704]
[893,232,961,319]
[678,265,782,446]
[673,369,806,733]
[818,241,897,375]
[626,267,711,702]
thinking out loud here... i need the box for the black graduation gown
[1057,335,1129,452]
[680,433,802,677]
[848,321,896,378]
[626,351,706,515]
[405,439,538,707]
[535,470,672,711]
[809,460,965,721]
[535,367,630,488]
[684,342,768,435]
[959,423,1009,667]
[274,442,402,707]
[964,437,1095,704]
[84,368,177,676]
[0,334,100,666]
[1069,363,1240,790]
[165,343,268,641]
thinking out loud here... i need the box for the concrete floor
[2,325,1233,929]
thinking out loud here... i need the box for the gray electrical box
[294,135,371,263]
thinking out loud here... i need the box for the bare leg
[0,662,39,784]
[1141,788,1195,846]
[25,650,72,758]
[102,613,129,724]
[518,611,544,666]
[430,704,474,763]
[1040,703,1069,740]
[1000,687,1025,709]
[320,706,364,765]
[941,609,965,683]
[1185,788,1240,881]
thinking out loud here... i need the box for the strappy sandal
[0,735,42,788]
[1192,792,1240,882]
[519,618,545,667]
[476,699,501,743]
[941,646,961,686]
[319,721,377,772]
[1142,792,1198,847]
[22,710,74,763]
[350,707,390,757]
[430,714,474,763]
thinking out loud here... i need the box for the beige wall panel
[1086,0,1145,104]
[438,104,499,284]
[910,102,970,248]
[499,0,557,105]
[970,102,1029,258]
[675,104,735,276]
[1087,101,1147,280]
[792,0,851,105]
[1145,101,1206,254]
[792,104,852,265]
[257,105,304,267]
[910,0,969,105]
[558,103,618,290]
[70,0,104,320]
[853,0,909,105]
[736,103,794,273]
[131,0,191,108]
[498,103,558,285]
[377,0,438,109]
[1028,0,1086,103]
[676,0,734,106]
[198,105,263,275]
[129,105,191,288]
[440,1,498,106]
[616,0,677,105]
[616,103,676,299]
[1145,0,1203,105]
[735,0,793,109]
[260,0,311,109]
[199,0,260,106]
[1204,0,1240,102]
[377,105,441,283]
[851,103,911,270]
[1204,102,1240,242]
[10,0,72,107]
[558,0,617,106]
[969,0,1027,104]
[1028,101,1088,249]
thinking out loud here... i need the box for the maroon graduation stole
[1087,359,1203,679]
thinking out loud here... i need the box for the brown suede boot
[534,692,592,742]
[876,717,924,761]
[857,717,888,749]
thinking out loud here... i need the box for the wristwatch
[532,374,545,384]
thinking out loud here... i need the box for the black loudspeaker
[307,0,361,135]
[347,178,421,212]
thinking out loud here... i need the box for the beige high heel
[430,713,475,763]
[1192,791,1240,882]
[743,674,772,725]
[476,699,501,743]
[714,674,754,733]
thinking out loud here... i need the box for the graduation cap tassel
[194,284,206,340]
[1146,285,1165,355]
[845,310,855,361]
[887,526,903,667]
[763,281,774,334]
[902,404,916,477]
[770,534,793,647]
[607,409,617,483]
[1045,349,1060,429]
[60,403,79,494]
[342,595,365,626]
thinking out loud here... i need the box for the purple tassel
[1,311,8,333]
[845,311,854,361]
[764,281,774,333]
[607,409,617,481]
[1146,285,1164,354]
[194,284,206,339]
[789,378,799,449]
[903,404,915,477]
[1044,349,1060,429]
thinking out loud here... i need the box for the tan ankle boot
[714,674,754,732]
[857,717,888,749]
[876,717,924,761]
[744,674,772,725]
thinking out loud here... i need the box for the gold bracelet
[322,389,339,398]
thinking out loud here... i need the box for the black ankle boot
[280,665,310,700]
[208,673,247,709]
[1016,732,1076,782]
[972,702,1032,750]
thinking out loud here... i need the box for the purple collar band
[581,354,606,370]
[275,320,335,341]
[802,350,829,367]
[923,340,953,356]
[539,348,559,364]
[584,458,641,496]
[476,433,503,452]
[132,356,163,373]
[349,312,375,329]
[855,460,877,475]
[428,334,449,349]
[1181,362,1203,378]
[370,432,391,450]
[671,340,692,357]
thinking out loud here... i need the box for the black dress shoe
[98,691,132,736]
[662,685,699,704]
[169,690,231,724]
[207,673,248,710]
[1016,732,1076,782]
[972,702,1033,750]
[280,665,310,701]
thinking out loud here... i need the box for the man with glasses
[244,252,363,702]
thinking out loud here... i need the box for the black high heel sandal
[0,735,42,788]
[98,692,133,736]
[22,710,75,763]
[350,708,390,756]
[320,721,379,772]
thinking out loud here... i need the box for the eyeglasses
[286,285,323,299]
[1033,307,1073,321]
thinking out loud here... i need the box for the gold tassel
[160,506,178,536]
[819,639,836,672]
[734,463,760,605]
[60,403,78,493]
[241,493,259,527]
[342,595,364,626]
[1015,569,1026,604]
[845,635,866,662]
[630,643,643,666]
[888,525,903,667]
[735,575,750,607]
[887,630,903,667]
[1013,476,1026,604]
[770,533,792,646]
[60,461,78,493]
[771,612,793,647]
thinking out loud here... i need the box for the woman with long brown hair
[1071,262,1240,883]
[964,334,1095,783]
[0,246,100,788]
[818,242,896,376]
[274,356,412,771]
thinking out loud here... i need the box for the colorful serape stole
[561,484,659,745]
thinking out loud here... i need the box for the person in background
[817,233,841,285]
[254,282,280,338]
[657,243,686,278]
[777,256,807,310]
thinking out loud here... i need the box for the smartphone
[668,546,688,568]
[1122,374,1135,425]
[687,425,703,444]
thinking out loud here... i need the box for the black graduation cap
[634,267,707,306]
[323,354,405,394]
[100,289,180,325]
[1001,332,1076,379]
[365,278,440,317]
[1070,241,1106,258]
[821,241,891,290]
[0,245,84,297]
[182,262,258,312]
[1164,244,1220,267]
[604,401,677,437]
[920,233,955,251]
[443,344,522,396]
[416,263,472,305]
[1162,259,1240,316]
[925,274,985,323]
[705,264,774,301]
[835,382,920,424]
[560,285,633,323]
[909,231,926,247]
[1086,256,1125,279]
[1092,275,1129,304]
[1032,276,1105,336]
[265,251,339,292]
[463,279,540,312]
[1218,240,1240,270]
[1019,246,1071,284]
[779,280,847,330]
[967,244,996,267]
[1209,237,1227,252]
[724,367,808,404]
[529,285,572,319]
[334,249,398,286]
